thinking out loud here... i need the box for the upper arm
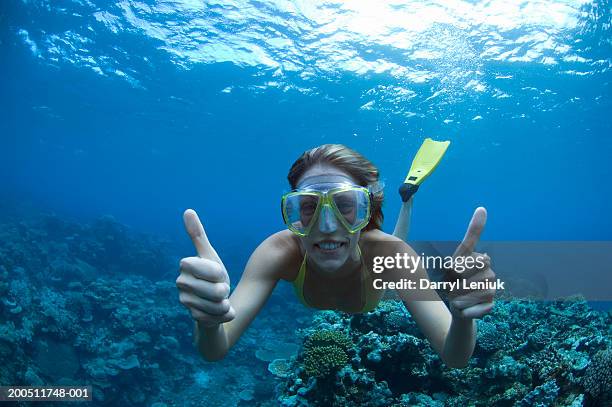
[223,232,293,349]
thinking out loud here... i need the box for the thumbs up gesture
[446,207,496,320]
[177,209,235,327]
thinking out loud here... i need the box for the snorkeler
[176,144,496,368]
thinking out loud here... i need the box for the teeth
[319,242,342,250]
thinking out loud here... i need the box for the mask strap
[367,180,385,194]
[350,243,360,261]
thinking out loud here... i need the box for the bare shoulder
[360,229,404,244]
[248,230,302,282]
[360,229,418,256]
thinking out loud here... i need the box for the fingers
[176,271,230,300]
[180,257,228,284]
[179,211,233,326]
[450,289,496,308]
[448,259,496,319]
[454,252,491,279]
[452,301,494,319]
[183,209,221,263]
[179,291,231,315]
[190,306,236,326]
[176,263,235,325]
[449,262,495,295]
[465,264,494,285]
[453,207,487,258]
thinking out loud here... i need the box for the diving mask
[281,182,372,237]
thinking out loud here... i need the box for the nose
[318,204,338,233]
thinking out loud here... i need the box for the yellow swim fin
[399,138,450,202]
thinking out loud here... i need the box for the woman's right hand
[177,209,236,328]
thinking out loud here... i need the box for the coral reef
[303,329,352,377]
[276,298,612,406]
[0,214,174,283]
[516,379,559,407]
[582,348,612,401]
[0,213,312,406]
[269,359,293,378]
[1,212,610,406]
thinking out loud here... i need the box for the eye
[301,203,316,215]
[300,197,318,215]
[336,199,354,214]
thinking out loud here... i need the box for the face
[295,164,362,275]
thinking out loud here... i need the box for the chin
[311,251,349,272]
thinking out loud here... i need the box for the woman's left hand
[447,207,496,320]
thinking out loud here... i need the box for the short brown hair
[287,144,384,231]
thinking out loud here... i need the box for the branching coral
[302,330,352,377]
[582,348,612,400]
[304,329,352,352]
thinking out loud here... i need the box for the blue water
[1,1,611,405]
[3,0,611,248]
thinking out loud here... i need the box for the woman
[176,144,496,368]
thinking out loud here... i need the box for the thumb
[453,207,487,258]
[183,209,222,264]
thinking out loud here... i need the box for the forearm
[392,198,413,241]
[441,317,476,368]
[194,321,230,361]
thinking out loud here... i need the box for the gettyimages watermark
[360,241,612,302]
[372,252,487,274]
[370,252,503,292]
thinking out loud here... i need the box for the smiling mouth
[315,241,346,252]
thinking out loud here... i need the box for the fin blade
[403,138,450,185]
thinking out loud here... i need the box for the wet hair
[287,144,384,231]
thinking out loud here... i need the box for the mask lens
[331,189,370,232]
[283,192,321,235]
